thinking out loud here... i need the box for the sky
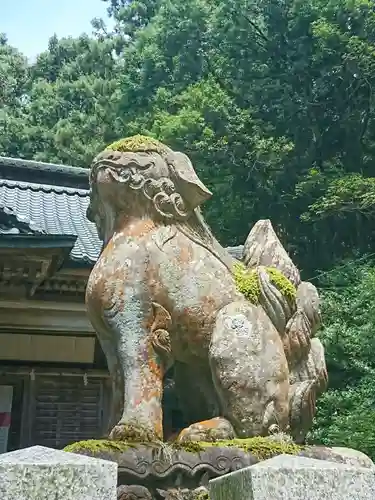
[1,0,112,60]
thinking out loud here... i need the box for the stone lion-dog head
[87,134,233,269]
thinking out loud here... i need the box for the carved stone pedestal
[64,438,374,499]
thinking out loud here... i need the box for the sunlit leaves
[308,263,375,458]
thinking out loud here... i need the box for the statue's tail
[240,220,328,442]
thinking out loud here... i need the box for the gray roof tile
[0,179,101,264]
[0,206,39,235]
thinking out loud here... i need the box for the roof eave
[0,234,77,250]
[66,255,97,269]
[0,156,90,189]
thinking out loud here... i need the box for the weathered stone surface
[67,439,374,494]
[177,418,236,443]
[157,486,209,499]
[117,484,152,499]
[209,454,375,500]
[256,266,295,334]
[85,135,326,444]
[209,301,289,436]
[296,281,321,336]
[242,219,301,287]
[283,309,311,366]
[300,446,375,469]
[72,440,257,484]
[290,337,328,394]
[0,445,117,500]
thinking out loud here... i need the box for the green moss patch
[105,134,170,155]
[233,262,260,304]
[64,438,168,455]
[233,263,296,304]
[266,267,296,301]
[63,439,134,454]
[174,436,302,460]
[64,436,302,463]
[173,441,208,454]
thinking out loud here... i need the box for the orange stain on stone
[153,414,163,439]
[135,337,164,407]
[142,308,155,335]
[179,244,193,264]
[196,419,223,430]
[122,218,156,238]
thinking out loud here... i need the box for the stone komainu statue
[85,135,327,444]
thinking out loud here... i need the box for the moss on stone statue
[64,436,302,471]
[266,266,296,301]
[106,134,170,155]
[172,441,206,454]
[174,436,302,460]
[233,263,260,304]
[63,439,134,454]
[64,437,166,455]
[233,262,296,304]
[214,436,301,460]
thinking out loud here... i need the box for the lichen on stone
[105,134,171,155]
[233,262,260,304]
[63,439,133,454]
[267,430,295,445]
[266,266,296,301]
[111,422,161,442]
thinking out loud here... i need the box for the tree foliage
[0,34,29,157]
[2,0,375,273]
[308,262,375,459]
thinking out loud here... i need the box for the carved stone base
[64,438,374,499]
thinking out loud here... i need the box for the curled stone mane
[92,161,189,219]
[90,135,234,271]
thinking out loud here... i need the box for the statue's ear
[167,152,212,209]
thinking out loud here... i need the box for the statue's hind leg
[175,301,290,442]
[208,300,290,438]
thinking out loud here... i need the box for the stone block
[209,454,375,500]
[0,445,117,500]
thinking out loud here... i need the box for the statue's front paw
[109,422,160,442]
[176,417,235,443]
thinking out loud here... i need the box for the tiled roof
[0,156,89,188]
[0,179,101,264]
[0,157,244,266]
[0,206,40,235]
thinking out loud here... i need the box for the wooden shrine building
[0,156,110,452]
